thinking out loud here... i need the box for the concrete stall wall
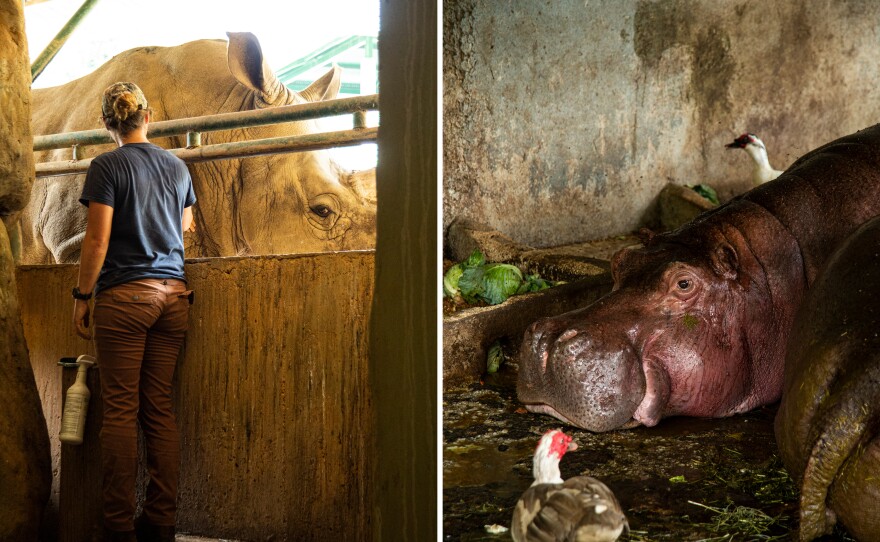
[17,251,374,540]
[443,0,880,248]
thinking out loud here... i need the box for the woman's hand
[73,299,92,340]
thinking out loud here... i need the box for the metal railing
[34,94,379,178]
[31,0,102,82]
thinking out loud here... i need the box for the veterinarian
[72,81,195,542]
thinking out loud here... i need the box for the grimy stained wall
[443,0,880,248]
[17,251,374,540]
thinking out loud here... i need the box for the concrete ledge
[659,183,717,231]
[443,272,612,388]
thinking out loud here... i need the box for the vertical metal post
[186,131,202,149]
[31,0,102,82]
[353,111,367,130]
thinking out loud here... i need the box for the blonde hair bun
[101,81,148,123]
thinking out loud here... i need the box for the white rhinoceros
[22,32,376,264]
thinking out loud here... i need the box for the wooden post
[371,0,438,539]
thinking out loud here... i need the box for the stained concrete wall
[443,0,880,248]
[17,252,374,540]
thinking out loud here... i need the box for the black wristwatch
[72,287,93,300]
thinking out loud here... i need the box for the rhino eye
[677,279,691,290]
[310,204,333,218]
[307,193,342,233]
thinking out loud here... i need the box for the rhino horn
[226,31,294,108]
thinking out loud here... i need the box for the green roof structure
[277,35,378,96]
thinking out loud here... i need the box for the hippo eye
[677,279,691,290]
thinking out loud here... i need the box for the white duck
[726,133,784,186]
[511,429,628,542]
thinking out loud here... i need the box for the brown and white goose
[511,429,628,542]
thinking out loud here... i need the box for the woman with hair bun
[72,81,195,542]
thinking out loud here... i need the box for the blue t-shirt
[80,142,196,293]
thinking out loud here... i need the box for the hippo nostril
[559,329,578,341]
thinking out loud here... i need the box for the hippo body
[774,215,880,542]
[518,124,880,432]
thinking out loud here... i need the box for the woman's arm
[73,202,113,339]
[182,205,194,233]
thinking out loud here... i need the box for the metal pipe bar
[31,0,102,82]
[36,127,378,178]
[33,94,379,151]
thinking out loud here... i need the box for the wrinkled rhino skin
[22,32,376,264]
[774,215,880,542]
[518,124,880,432]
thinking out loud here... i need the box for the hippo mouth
[523,402,643,430]
[630,357,671,427]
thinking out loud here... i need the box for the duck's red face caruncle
[726,133,757,149]
[544,430,574,459]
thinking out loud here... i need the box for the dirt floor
[442,365,857,542]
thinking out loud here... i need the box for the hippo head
[517,219,790,432]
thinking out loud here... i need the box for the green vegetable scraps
[487,341,504,373]
[691,184,720,205]
[443,249,557,305]
[443,264,465,297]
[682,313,699,330]
[669,475,687,484]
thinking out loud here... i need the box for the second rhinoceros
[22,32,376,264]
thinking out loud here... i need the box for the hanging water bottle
[59,355,96,445]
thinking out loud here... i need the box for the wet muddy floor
[443,366,856,542]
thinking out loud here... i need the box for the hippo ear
[298,65,343,103]
[226,31,293,107]
[636,227,656,245]
[710,242,739,280]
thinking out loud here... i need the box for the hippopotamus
[518,124,880,432]
[774,215,880,542]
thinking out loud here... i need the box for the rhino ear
[299,65,343,103]
[226,31,291,107]
[346,168,377,205]
[711,242,739,280]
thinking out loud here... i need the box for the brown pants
[93,278,191,532]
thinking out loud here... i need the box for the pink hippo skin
[517,124,880,432]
